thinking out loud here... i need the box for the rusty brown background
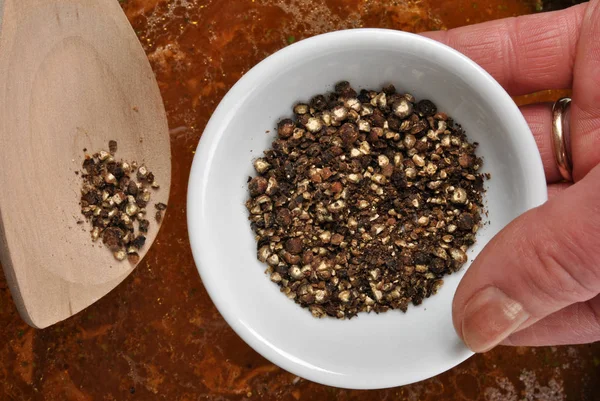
[1,0,598,400]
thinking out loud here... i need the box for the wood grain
[0,0,171,328]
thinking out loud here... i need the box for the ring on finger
[551,97,573,182]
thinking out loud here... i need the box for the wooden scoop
[0,0,171,328]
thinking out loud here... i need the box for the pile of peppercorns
[246,82,486,319]
[80,141,166,263]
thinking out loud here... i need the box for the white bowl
[187,29,547,389]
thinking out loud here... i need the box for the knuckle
[522,209,599,306]
[515,13,575,84]
[446,21,508,84]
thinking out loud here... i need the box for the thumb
[453,165,600,352]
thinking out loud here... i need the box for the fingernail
[461,287,529,352]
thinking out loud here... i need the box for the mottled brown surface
[1,0,599,400]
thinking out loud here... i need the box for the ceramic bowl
[187,29,547,389]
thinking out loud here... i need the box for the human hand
[422,0,600,352]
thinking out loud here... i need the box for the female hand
[422,0,600,352]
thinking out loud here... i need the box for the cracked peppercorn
[246,83,487,319]
[79,141,166,263]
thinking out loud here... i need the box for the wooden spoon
[0,0,171,328]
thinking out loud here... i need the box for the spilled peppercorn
[246,82,486,319]
[80,141,166,263]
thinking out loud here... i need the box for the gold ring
[552,97,573,182]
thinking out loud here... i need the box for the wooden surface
[0,0,598,400]
[0,0,171,328]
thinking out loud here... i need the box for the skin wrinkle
[420,28,504,87]
[530,193,600,299]
[529,236,595,305]
[573,102,600,151]
[560,6,580,77]
[422,5,586,95]
[532,172,600,299]
[511,12,573,90]
[502,18,520,94]
[518,25,566,82]
[580,1,600,69]
[564,165,600,252]
[585,298,600,336]
[572,0,600,179]
[512,218,580,312]
[442,27,501,73]
[504,296,600,345]
[572,100,600,176]
[521,104,559,181]
[557,215,600,285]
[513,8,582,91]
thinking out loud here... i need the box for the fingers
[421,4,586,96]
[520,104,562,183]
[452,164,600,352]
[571,0,600,180]
[501,294,600,346]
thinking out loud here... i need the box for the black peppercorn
[277,118,295,139]
[416,99,437,116]
[310,94,327,111]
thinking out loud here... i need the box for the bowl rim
[187,28,547,389]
